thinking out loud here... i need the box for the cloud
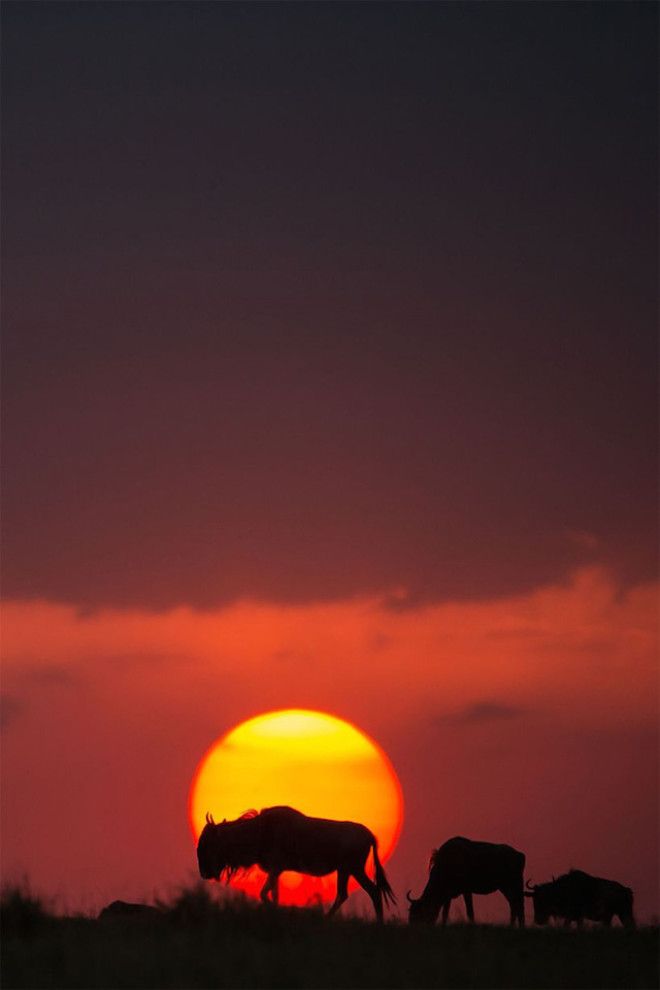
[565,529,601,552]
[435,700,526,725]
[1,566,656,737]
[0,693,25,730]
[23,663,78,685]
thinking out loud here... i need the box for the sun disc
[188,709,403,905]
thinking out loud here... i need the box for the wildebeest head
[196,812,227,880]
[406,847,445,924]
[197,811,259,881]
[524,879,555,925]
[406,889,437,924]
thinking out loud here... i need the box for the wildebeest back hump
[563,870,633,920]
[257,807,374,875]
[432,837,524,895]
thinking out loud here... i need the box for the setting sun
[188,709,403,905]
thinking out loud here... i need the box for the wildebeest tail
[371,839,396,907]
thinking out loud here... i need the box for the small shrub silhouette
[1,883,51,935]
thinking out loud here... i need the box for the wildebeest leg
[504,888,525,927]
[463,892,475,923]
[352,866,383,923]
[441,900,451,925]
[260,871,279,905]
[327,869,350,919]
[506,897,515,927]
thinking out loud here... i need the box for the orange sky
[2,566,657,920]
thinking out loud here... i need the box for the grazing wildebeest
[98,900,162,921]
[407,836,526,926]
[197,805,396,921]
[525,870,635,928]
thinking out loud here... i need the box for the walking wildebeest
[525,870,635,927]
[407,836,526,926]
[197,805,396,921]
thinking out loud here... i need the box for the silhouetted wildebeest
[197,805,396,921]
[525,870,635,927]
[98,900,162,921]
[407,836,526,926]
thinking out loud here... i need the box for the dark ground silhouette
[2,884,658,989]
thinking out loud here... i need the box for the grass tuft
[1,882,52,936]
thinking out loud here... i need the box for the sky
[2,2,658,920]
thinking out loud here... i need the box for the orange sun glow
[188,709,403,906]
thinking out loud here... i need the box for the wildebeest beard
[214,817,264,882]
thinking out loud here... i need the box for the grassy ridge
[2,885,658,989]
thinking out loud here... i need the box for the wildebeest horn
[406,890,415,903]
[205,812,215,825]
[525,879,536,891]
